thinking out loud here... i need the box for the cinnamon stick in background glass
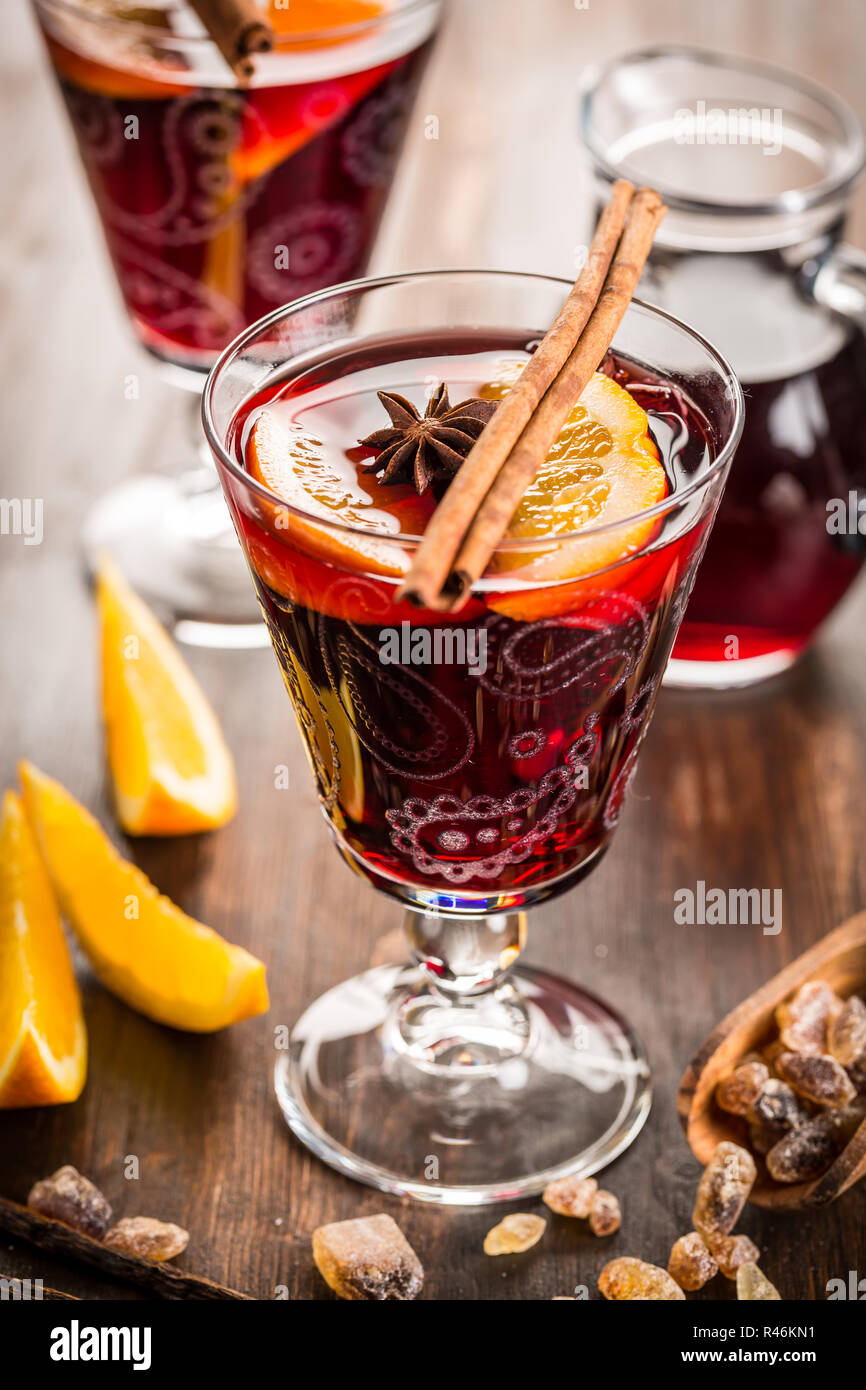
[188,0,274,79]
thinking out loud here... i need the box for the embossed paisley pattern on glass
[257,566,694,890]
[57,50,430,357]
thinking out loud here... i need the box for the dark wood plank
[1,0,865,1301]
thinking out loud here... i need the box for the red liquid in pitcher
[673,331,866,666]
[227,332,717,908]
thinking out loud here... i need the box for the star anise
[359,383,497,494]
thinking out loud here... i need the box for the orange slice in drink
[247,364,666,622]
[44,34,185,100]
[233,2,390,183]
[0,791,87,1109]
[248,407,430,577]
[268,0,385,43]
[246,408,485,623]
[478,363,668,620]
[234,65,392,183]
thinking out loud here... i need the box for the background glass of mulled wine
[583,45,866,687]
[32,0,440,642]
[203,269,745,1203]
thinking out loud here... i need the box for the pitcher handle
[804,242,866,330]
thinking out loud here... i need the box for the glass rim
[580,43,865,218]
[33,0,437,49]
[202,267,745,552]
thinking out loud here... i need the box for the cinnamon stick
[188,0,274,81]
[399,184,666,611]
[396,179,636,607]
[0,1196,252,1301]
[447,188,667,602]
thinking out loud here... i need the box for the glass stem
[395,910,532,1068]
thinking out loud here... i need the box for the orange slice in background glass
[267,0,385,43]
[235,2,392,181]
[47,2,387,109]
[233,63,392,184]
[45,34,184,98]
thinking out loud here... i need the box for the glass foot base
[664,649,799,689]
[275,962,652,1205]
[81,473,268,648]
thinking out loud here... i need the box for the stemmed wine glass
[203,269,743,1202]
[32,0,440,643]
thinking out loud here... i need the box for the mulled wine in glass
[33,0,439,639]
[203,269,743,1202]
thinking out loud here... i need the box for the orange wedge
[19,763,268,1034]
[97,558,237,836]
[0,791,87,1108]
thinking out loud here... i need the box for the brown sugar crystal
[312,1214,423,1300]
[709,1232,761,1279]
[716,1061,769,1116]
[104,1217,189,1262]
[542,1175,598,1218]
[483,1212,546,1255]
[692,1142,756,1240]
[827,996,866,1068]
[667,1232,718,1291]
[775,981,840,1055]
[737,1262,781,1300]
[588,1189,621,1237]
[27,1166,112,1241]
[599,1257,685,1301]
[775,1051,857,1108]
[765,1108,861,1183]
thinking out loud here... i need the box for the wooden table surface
[2,0,866,1301]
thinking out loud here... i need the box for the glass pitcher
[582,45,866,688]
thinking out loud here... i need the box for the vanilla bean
[1,1271,80,1300]
[0,1197,252,1301]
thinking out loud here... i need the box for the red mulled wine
[36,3,435,369]
[673,330,866,667]
[225,330,718,908]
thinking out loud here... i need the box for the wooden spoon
[678,911,866,1210]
